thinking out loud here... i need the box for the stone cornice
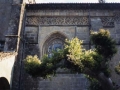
[0,52,17,61]
[26,3,120,10]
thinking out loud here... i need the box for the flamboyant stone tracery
[42,32,66,57]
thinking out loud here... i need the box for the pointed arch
[43,31,69,43]
[42,31,68,57]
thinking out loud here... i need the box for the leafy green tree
[25,29,118,90]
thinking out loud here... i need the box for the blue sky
[35,0,120,3]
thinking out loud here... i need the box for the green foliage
[64,38,101,73]
[91,29,117,59]
[24,29,118,90]
[64,38,84,68]
[115,62,120,75]
[24,49,65,78]
[25,29,117,77]
[64,37,107,74]
[82,50,103,72]
[87,76,102,90]
[24,55,41,76]
[39,50,64,78]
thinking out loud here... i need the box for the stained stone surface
[21,74,89,90]
[1,2,120,90]
[0,3,12,40]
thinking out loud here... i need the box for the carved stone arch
[0,77,10,90]
[42,32,67,57]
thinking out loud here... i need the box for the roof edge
[26,3,120,10]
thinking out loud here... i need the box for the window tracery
[42,32,66,57]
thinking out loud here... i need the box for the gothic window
[47,39,64,57]
[42,32,66,57]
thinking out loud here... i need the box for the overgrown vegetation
[115,62,120,75]
[87,76,102,90]
[25,29,118,90]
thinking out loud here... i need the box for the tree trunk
[83,69,115,90]
[97,72,114,90]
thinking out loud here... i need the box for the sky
[35,0,120,3]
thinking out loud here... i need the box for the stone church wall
[110,46,120,86]
[0,0,24,90]
[20,7,120,90]
[0,0,27,90]
[1,2,119,89]
[0,0,12,52]
[0,2,11,40]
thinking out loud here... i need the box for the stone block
[12,0,21,4]
[25,44,40,57]
[76,27,89,34]
[0,3,11,40]
[19,74,89,90]
[116,38,120,44]
[91,17,103,31]
[4,37,17,51]
[0,0,12,3]
[116,29,120,34]
[76,34,89,43]
[25,27,38,43]
[116,34,120,38]
[96,10,104,16]
[90,10,97,16]
[110,34,116,39]
[105,28,116,34]
[83,10,88,16]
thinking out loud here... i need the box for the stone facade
[109,46,120,85]
[0,0,12,51]
[21,74,88,90]
[20,3,120,90]
[0,0,25,90]
[0,1,120,90]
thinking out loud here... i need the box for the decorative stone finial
[99,0,105,3]
[24,0,36,4]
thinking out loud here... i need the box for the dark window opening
[0,41,5,52]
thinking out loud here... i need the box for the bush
[24,55,41,76]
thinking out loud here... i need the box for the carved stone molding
[26,16,115,27]
[114,12,120,24]
[26,16,89,26]
[26,10,87,16]
[100,17,114,27]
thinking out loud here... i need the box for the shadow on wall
[0,77,10,90]
[10,58,16,90]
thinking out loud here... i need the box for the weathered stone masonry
[0,0,23,90]
[0,1,120,90]
[0,0,26,90]
[19,3,120,90]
